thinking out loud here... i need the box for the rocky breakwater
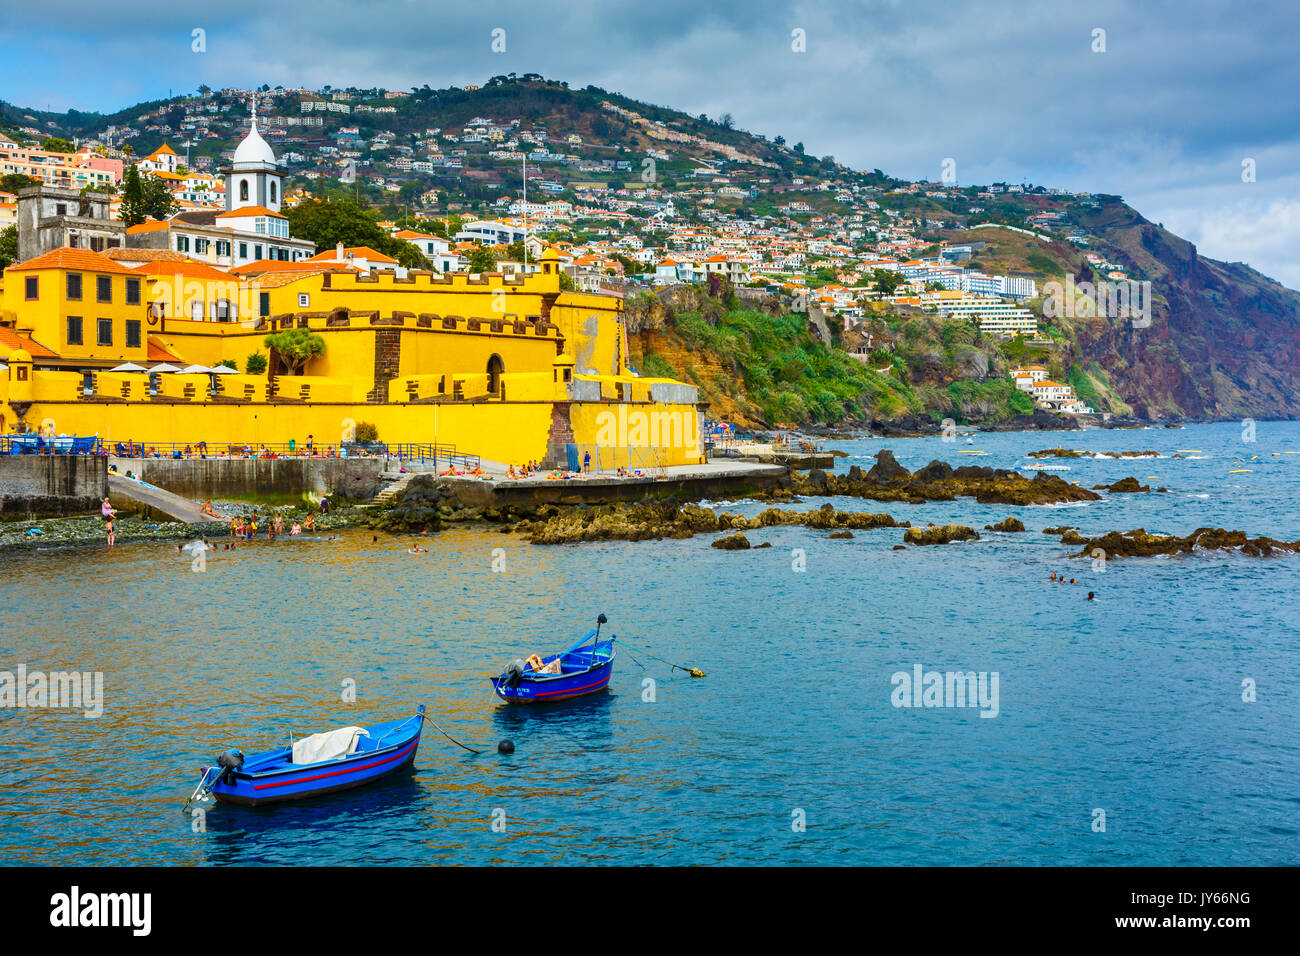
[1030,448,1161,459]
[785,450,1103,506]
[1064,527,1300,558]
[513,501,906,546]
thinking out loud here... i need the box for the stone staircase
[370,471,417,505]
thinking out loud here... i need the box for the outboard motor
[502,659,527,688]
[216,748,245,784]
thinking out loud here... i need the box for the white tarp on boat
[291,726,368,765]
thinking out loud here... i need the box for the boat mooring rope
[614,638,705,678]
[427,717,490,755]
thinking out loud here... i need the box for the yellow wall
[15,397,557,466]
[2,254,707,468]
[2,266,148,362]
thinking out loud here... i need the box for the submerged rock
[828,530,854,539]
[984,516,1026,532]
[904,523,980,546]
[711,531,751,550]
[784,449,1101,506]
[1093,477,1149,493]
[1069,527,1300,558]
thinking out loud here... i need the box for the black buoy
[498,739,515,755]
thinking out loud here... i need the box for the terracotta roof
[104,248,191,263]
[6,247,136,275]
[126,220,173,234]
[306,246,397,264]
[147,336,182,362]
[133,260,233,282]
[230,259,359,277]
[0,327,58,358]
[252,270,338,289]
[215,205,286,219]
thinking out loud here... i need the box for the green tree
[265,329,324,375]
[286,199,430,270]
[0,225,17,270]
[0,173,39,193]
[43,136,75,154]
[872,269,907,295]
[119,165,146,225]
[467,245,498,273]
[244,351,268,375]
[141,174,178,221]
[120,166,174,226]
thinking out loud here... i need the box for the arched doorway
[486,354,505,397]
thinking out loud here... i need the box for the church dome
[232,121,276,166]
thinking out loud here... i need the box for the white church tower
[224,95,282,213]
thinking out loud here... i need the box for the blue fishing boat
[492,615,616,704]
[189,705,425,806]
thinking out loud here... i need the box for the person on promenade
[583,450,591,473]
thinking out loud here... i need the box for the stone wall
[0,455,107,519]
[105,457,387,502]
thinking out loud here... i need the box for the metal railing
[104,441,469,468]
[1,435,103,455]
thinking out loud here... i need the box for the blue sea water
[1,420,1298,865]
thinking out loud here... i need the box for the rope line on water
[427,717,489,755]
[614,638,705,678]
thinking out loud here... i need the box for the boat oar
[614,637,705,678]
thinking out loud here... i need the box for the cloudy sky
[8,0,1300,287]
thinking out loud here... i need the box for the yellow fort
[0,120,704,470]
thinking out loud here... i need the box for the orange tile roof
[6,247,136,275]
[0,327,58,358]
[147,336,182,362]
[126,220,173,234]
[230,259,361,278]
[215,205,286,219]
[133,259,233,282]
[104,248,191,263]
[306,246,397,264]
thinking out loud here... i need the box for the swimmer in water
[1087,592,1096,601]
[1050,573,1057,581]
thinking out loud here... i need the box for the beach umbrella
[209,364,239,374]
[110,362,149,372]
[149,363,181,373]
[179,364,212,374]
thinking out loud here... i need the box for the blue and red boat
[189,705,425,806]
[492,615,616,704]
